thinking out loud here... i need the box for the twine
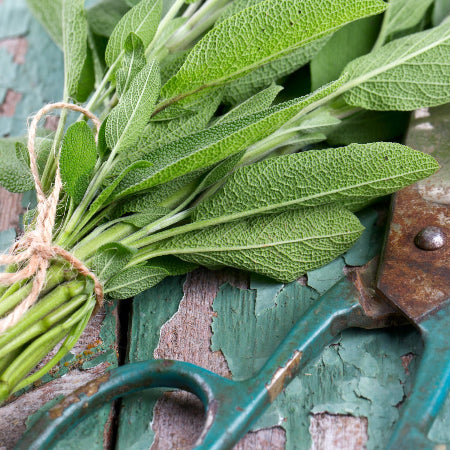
[0,103,104,334]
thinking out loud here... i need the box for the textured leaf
[60,122,97,203]
[223,37,329,105]
[215,84,283,125]
[90,242,136,283]
[161,0,386,104]
[343,20,450,110]
[377,0,434,46]
[87,0,130,37]
[105,0,162,68]
[310,16,381,90]
[116,32,147,97]
[114,78,346,198]
[105,264,169,298]
[62,0,89,101]
[0,139,34,193]
[121,209,170,227]
[433,0,450,26]
[106,59,161,154]
[327,110,409,145]
[194,143,439,221]
[26,0,63,47]
[153,206,364,282]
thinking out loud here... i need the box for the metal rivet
[414,226,446,251]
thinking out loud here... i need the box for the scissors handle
[18,277,365,450]
[387,299,450,450]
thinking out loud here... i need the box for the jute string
[0,103,104,334]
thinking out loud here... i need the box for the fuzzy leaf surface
[216,84,283,125]
[114,78,346,199]
[194,143,439,221]
[62,0,89,101]
[87,0,130,37]
[344,20,450,110]
[161,0,386,104]
[378,0,434,45]
[106,59,160,154]
[60,122,97,203]
[90,242,136,283]
[154,206,364,282]
[26,0,63,47]
[116,32,146,97]
[105,0,162,68]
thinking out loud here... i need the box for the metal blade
[377,104,450,323]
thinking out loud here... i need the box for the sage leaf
[106,59,161,154]
[121,209,170,227]
[344,20,450,110]
[26,0,63,48]
[215,84,283,125]
[60,122,97,203]
[375,0,434,47]
[154,205,364,283]
[223,38,329,105]
[105,0,162,68]
[0,139,34,193]
[433,0,450,26]
[116,32,146,97]
[86,0,130,37]
[62,0,90,101]
[310,16,381,90]
[90,242,136,283]
[161,0,386,105]
[193,143,439,222]
[105,264,169,298]
[114,77,346,199]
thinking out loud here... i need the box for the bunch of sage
[0,0,447,401]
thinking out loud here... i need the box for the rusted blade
[377,105,450,323]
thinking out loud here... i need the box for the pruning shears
[18,106,450,450]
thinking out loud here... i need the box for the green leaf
[433,0,450,26]
[26,0,63,48]
[310,16,381,90]
[223,37,329,105]
[86,0,130,37]
[114,77,346,199]
[215,84,283,125]
[90,242,136,283]
[0,139,34,193]
[60,122,97,203]
[375,0,434,46]
[343,20,450,110]
[62,0,90,101]
[121,209,170,227]
[105,264,169,298]
[116,32,147,97]
[105,0,162,68]
[161,0,386,105]
[327,110,409,145]
[193,143,439,222]
[154,205,364,283]
[106,59,161,154]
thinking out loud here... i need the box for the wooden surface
[0,11,368,448]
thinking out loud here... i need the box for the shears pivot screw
[414,226,446,251]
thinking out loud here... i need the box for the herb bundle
[0,0,448,401]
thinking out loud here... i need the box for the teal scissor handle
[387,299,450,450]
[17,277,364,450]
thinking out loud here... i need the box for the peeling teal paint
[116,275,186,450]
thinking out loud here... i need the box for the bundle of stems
[0,0,447,401]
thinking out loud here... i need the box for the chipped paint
[415,122,434,130]
[266,351,302,402]
[414,108,431,119]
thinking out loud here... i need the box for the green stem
[0,279,87,352]
[0,293,88,358]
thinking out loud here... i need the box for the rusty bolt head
[414,226,446,251]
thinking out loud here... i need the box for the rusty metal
[265,350,303,402]
[414,226,446,251]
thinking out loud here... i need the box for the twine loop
[0,102,104,334]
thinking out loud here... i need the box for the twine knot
[0,102,104,334]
